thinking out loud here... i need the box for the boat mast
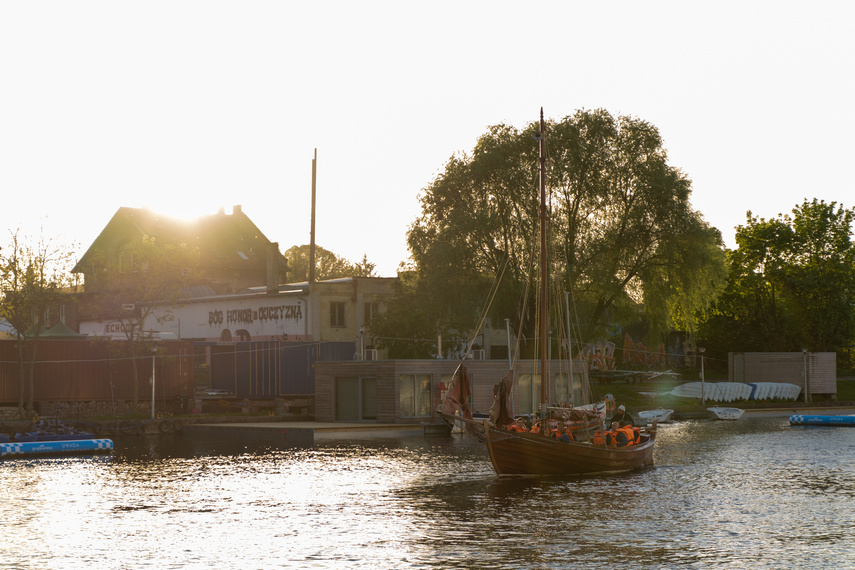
[538,108,548,407]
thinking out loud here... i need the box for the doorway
[335,376,377,421]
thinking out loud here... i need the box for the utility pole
[309,149,317,284]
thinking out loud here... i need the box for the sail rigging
[438,108,656,476]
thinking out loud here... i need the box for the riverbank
[2,378,853,435]
[591,375,855,418]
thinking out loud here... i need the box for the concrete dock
[186,421,450,445]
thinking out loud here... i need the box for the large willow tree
[375,109,726,357]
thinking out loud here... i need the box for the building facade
[314,359,591,424]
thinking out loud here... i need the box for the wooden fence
[0,338,194,405]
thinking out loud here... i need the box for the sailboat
[440,109,656,476]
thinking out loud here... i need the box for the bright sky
[2,2,853,277]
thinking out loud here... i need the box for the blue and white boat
[1,438,114,457]
[1,419,114,458]
[789,414,855,427]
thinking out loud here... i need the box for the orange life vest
[592,431,607,446]
[616,425,637,447]
[605,429,620,447]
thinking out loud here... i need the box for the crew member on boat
[605,421,620,446]
[610,404,635,426]
[507,417,528,432]
[614,421,641,447]
[552,422,575,442]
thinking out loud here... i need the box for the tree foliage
[284,244,376,282]
[376,110,725,357]
[0,230,78,415]
[699,199,855,354]
[82,234,199,406]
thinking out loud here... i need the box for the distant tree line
[697,199,855,366]
[283,244,376,282]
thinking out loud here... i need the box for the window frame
[330,301,346,328]
[399,373,432,418]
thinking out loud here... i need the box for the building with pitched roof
[73,205,288,296]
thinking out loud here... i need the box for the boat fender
[158,420,172,433]
[172,419,184,432]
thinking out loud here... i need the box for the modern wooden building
[314,358,591,424]
[729,351,837,400]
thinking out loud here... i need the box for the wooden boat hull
[484,423,655,476]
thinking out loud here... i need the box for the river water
[2,415,854,569]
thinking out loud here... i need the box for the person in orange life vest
[605,421,621,447]
[614,421,638,447]
[547,421,572,442]
[529,420,543,434]
[558,422,575,443]
[610,404,635,426]
[591,429,607,445]
[507,417,528,432]
[628,425,642,444]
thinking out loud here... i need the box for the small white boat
[636,408,674,424]
[707,406,744,420]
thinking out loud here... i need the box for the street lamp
[699,347,706,406]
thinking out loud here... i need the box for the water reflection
[1,417,854,568]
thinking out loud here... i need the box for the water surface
[2,417,853,568]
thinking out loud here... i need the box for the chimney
[233,205,242,215]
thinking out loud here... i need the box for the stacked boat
[670,382,801,402]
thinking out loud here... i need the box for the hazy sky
[2,2,853,277]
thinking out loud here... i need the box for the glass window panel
[399,375,415,417]
[361,377,377,420]
[416,374,432,416]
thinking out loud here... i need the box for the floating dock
[186,421,441,445]
[1,438,114,458]
[789,414,855,427]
